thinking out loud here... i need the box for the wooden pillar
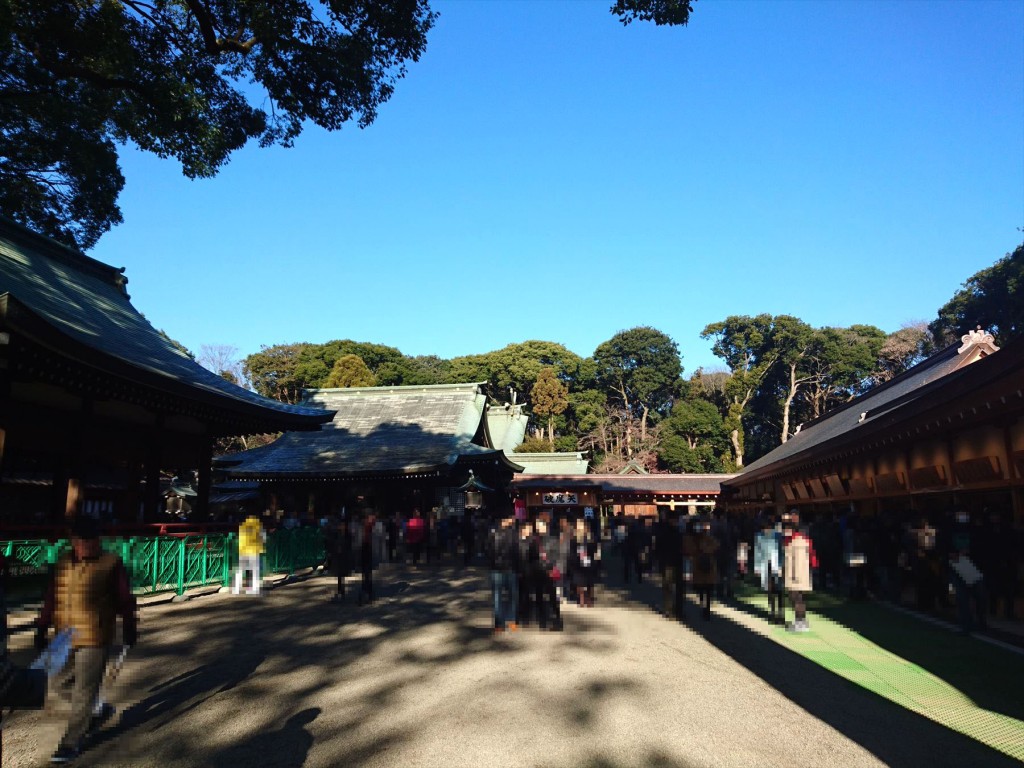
[1003,421,1021,524]
[195,435,212,520]
[143,417,164,522]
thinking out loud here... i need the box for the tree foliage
[324,353,376,388]
[611,0,695,27]
[2,1,695,250]
[657,398,728,473]
[530,367,569,447]
[243,342,314,403]
[1,0,436,249]
[594,326,682,453]
[930,243,1024,347]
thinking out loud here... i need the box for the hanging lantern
[456,470,492,510]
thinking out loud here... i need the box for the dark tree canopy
[0,0,436,249]
[611,0,695,27]
[930,243,1024,347]
[1,1,694,250]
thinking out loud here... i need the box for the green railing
[0,527,325,599]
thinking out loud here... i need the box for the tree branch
[28,44,146,94]
[184,0,258,54]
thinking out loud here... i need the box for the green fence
[1,527,325,599]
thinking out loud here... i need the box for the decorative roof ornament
[957,327,999,356]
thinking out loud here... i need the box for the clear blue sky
[89,0,1024,375]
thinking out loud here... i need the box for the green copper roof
[223,383,523,478]
[0,216,331,429]
[507,451,590,475]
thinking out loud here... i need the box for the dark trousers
[697,585,713,619]
[335,559,350,596]
[623,549,643,583]
[463,537,474,565]
[410,542,422,565]
[520,569,551,625]
[767,575,782,621]
[359,564,373,604]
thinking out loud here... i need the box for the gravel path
[3,564,1015,767]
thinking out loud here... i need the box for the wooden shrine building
[722,329,1024,522]
[512,472,734,520]
[0,217,332,525]
[217,383,524,519]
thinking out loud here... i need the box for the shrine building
[722,329,1024,523]
[0,217,333,525]
[217,383,524,518]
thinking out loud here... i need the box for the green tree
[593,326,682,455]
[611,0,696,26]
[801,325,886,419]
[2,1,693,250]
[324,354,376,388]
[530,367,570,447]
[930,243,1024,346]
[242,342,314,403]
[376,354,451,386]
[1,1,437,249]
[514,436,554,454]
[657,398,728,473]
[701,314,778,468]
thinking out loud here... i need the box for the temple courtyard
[4,562,1022,768]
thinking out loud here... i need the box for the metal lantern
[456,470,492,510]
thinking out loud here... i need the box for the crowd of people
[262,500,1022,637]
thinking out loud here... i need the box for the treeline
[210,244,1021,472]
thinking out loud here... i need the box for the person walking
[358,517,375,606]
[461,511,476,566]
[386,515,399,564]
[233,515,266,595]
[34,517,138,764]
[517,522,535,624]
[754,514,783,624]
[623,517,644,584]
[537,519,563,630]
[783,510,817,632]
[373,516,388,565]
[691,517,720,621]
[331,518,353,603]
[406,509,426,566]
[485,512,520,632]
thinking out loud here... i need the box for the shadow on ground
[67,560,624,767]
[600,553,1022,768]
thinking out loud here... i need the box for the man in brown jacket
[35,516,138,764]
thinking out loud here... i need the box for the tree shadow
[601,554,1022,768]
[207,707,320,768]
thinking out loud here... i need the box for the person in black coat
[358,518,375,606]
[461,512,476,566]
[332,519,353,603]
[623,518,643,584]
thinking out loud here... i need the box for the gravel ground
[2,564,1014,768]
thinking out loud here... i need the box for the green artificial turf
[733,582,1024,760]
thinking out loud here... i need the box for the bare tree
[198,344,249,388]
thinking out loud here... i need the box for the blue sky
[90,0,1024,375]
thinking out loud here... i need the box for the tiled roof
[222,383,521,478]
[512,474,733,494]
[732,339,1008,483]
[507,452,590,475]
[0,217,330,427]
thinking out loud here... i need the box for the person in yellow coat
[234,515,266,595]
